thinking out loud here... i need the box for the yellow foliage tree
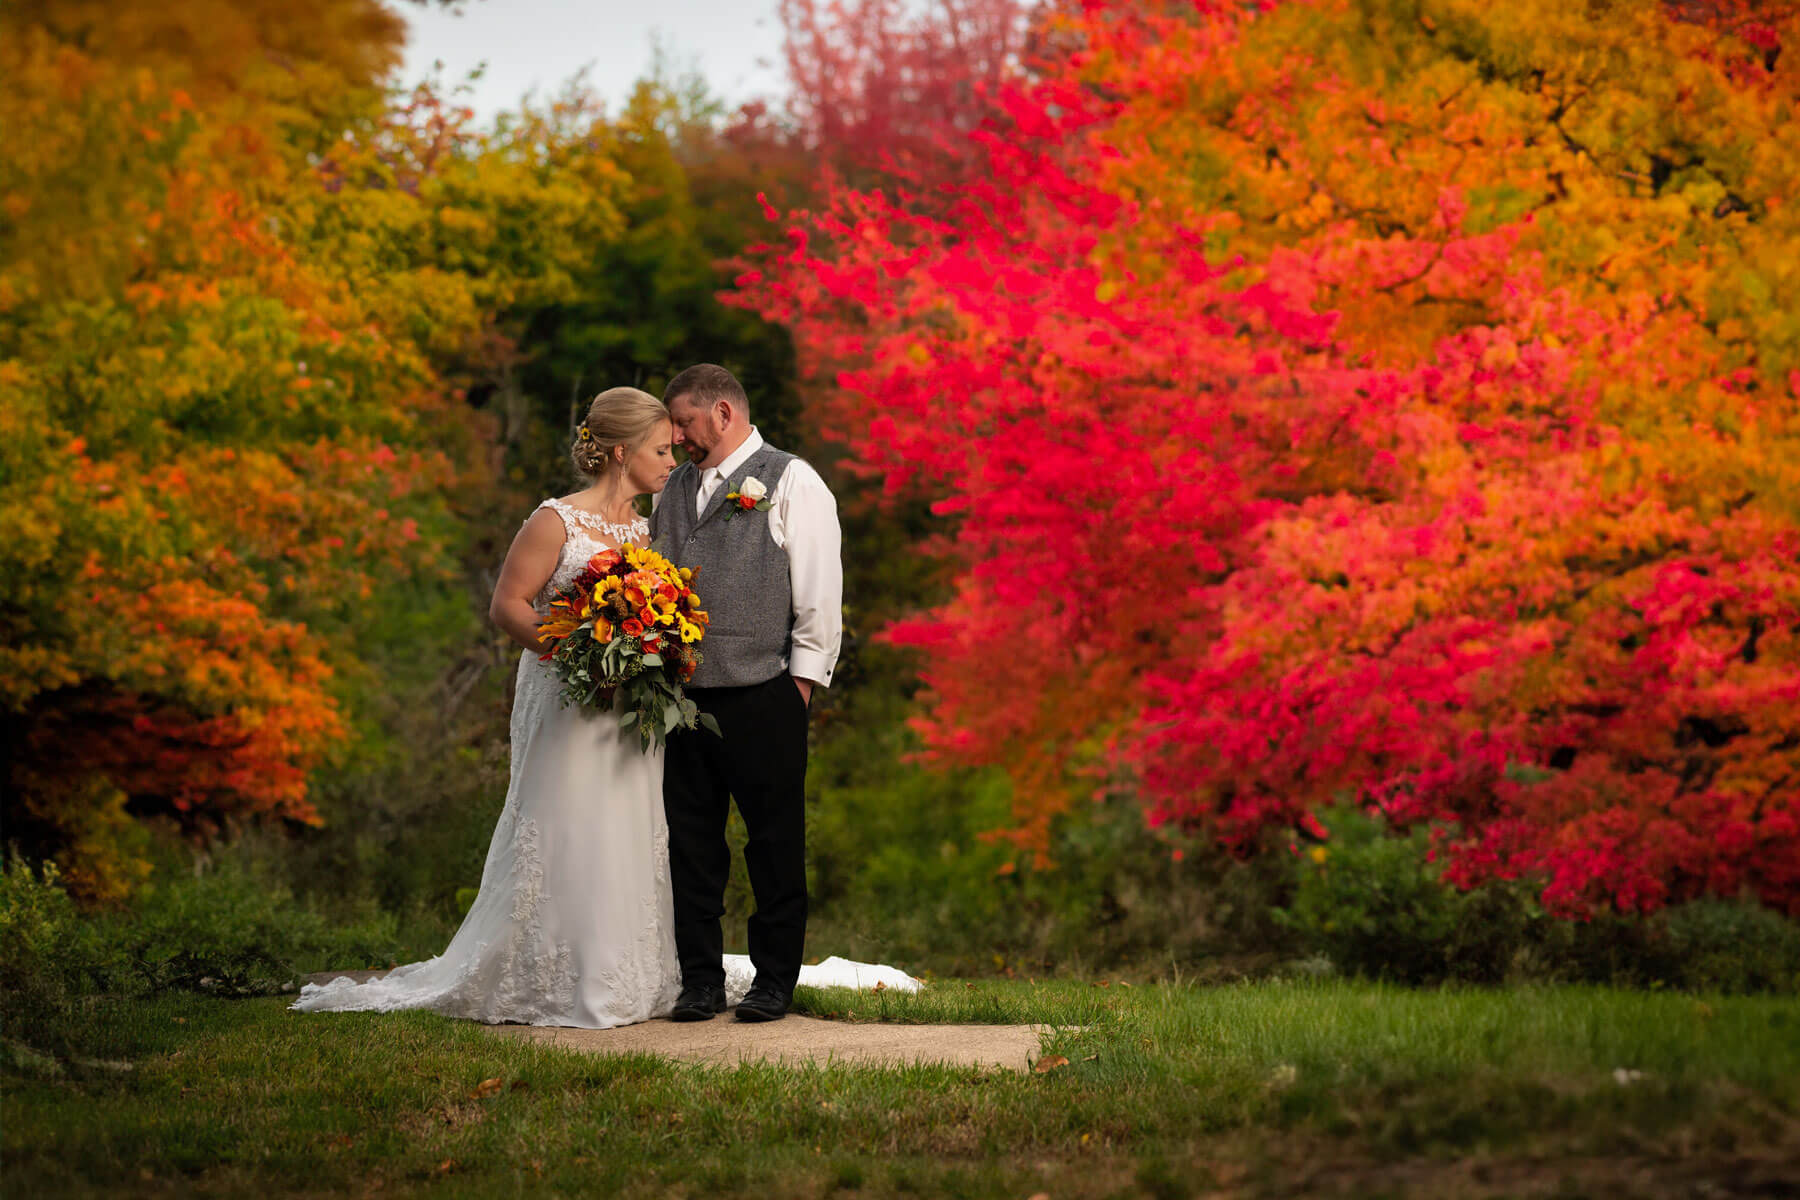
[0,1,627,899]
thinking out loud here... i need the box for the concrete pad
[300,970,1047,1071]
[485,1014,1052,1072]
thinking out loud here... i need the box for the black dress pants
[663,672,809,998]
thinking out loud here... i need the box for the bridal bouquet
[535,545,720,750]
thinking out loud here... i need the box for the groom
[652,364,842,1023]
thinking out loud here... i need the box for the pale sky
[393,0,789,123]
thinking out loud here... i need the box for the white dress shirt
[655,427,843,687]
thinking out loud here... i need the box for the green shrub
[1560,898,1800,994]
[4,846,407,1069]
[279,671,517,961]
[0,857,131,1037]
[802,672,1295,975]
[1273,806,1539,985]
[1275,806,1800,992]
[121,854,401,995]
[1659,899,1800,992]
[1,847,402,1038]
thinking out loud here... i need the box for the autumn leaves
[739,1,1800,915]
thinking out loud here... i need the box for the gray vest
[652,443,798,688]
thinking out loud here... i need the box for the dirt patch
[395,1098,488,1140]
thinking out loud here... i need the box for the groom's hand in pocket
[793,677,814,708]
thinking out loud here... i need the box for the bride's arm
[488,509,565,653]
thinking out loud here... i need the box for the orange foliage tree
[0,1,625,898]
[746,0,1800,914]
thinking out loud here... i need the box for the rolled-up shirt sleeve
[771,459,843,687]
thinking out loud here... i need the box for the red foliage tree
[745,0,1800,914]
[777,0,1030,175]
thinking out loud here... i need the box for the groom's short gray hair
[664,363,748,414]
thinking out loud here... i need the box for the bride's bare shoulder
[515,501,567,540]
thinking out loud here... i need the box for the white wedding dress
[293,498,918,1030]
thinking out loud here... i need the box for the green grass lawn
[5,980,1797,1198]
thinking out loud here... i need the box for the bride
[294,386,684,1027]
[293,387,916,1028]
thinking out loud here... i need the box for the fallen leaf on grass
[434,1159,456,1175]
[1034,1055,1069,1074]
[1081,1054,1099,1062]
[471,1077,503,1099]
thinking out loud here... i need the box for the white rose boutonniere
[723,476,772,522]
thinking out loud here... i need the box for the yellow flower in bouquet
[533,546,716,750]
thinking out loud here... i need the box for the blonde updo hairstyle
[571,386,668,482]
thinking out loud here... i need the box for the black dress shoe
[734,984,790,1023]
[670,984,727,1022]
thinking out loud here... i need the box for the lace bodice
[533,497,650,611]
